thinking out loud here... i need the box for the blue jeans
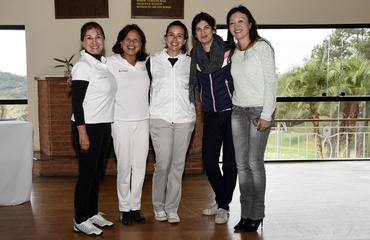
[231,106,272,219]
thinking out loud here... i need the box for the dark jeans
[202,111,237,210]
[72,122,111,223]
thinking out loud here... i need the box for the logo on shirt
[118,69,128,72]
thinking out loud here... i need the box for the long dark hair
[165,20,189,53]
[112,24,148,61]
[226,5,261,45]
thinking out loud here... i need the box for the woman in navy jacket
[190,12,237,225]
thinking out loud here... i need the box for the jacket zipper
[225,80,232,99]
[209,73,216,112]
[171,64,175,123]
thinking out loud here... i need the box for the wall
[1,0,370,150]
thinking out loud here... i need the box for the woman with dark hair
[226,5,277,232]
[71,21,116,236]
[190,12,237,225]
[146,20,195,224]
[107,24,150,225]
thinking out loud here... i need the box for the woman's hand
[77,125,90,151]
[256,118,272,132]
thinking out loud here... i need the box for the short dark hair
[80,21,105,41]
[165,20,189,53]
[191,12,216,39]
[112,24,148,61]
[226,5,260,44]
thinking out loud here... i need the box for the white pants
[150,119,195,214]
[112,120,149,211]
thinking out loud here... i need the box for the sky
[0,30,27,76]
[218,28,333,73]
[260,29,333,73]
[1,28,333,77]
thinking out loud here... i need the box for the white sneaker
[73,219,103,235]
[167,212,180,224]
[89,212,114,227]
[154,211,167,221]
[202,203,218,216]
[215,208,229,224]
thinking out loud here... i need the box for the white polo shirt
[107,54,150,121]
[71,50,117,124]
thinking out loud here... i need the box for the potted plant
[53,54,75,77]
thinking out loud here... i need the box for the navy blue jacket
[190,40,234,112]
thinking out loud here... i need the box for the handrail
[1,96,370,106]
[276,96,370,102]
[275,118,370,123]
[0,99,28,105]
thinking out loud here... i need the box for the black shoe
[131,210,146,224]
[120,211,132,225]
[234,218,249,231]
[244,219,263,232]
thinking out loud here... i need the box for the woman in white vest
[107,24,150,226]
[146,20,196,224]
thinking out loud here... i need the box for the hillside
[0,71,27,99]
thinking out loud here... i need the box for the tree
[278,27,370,159]
[332,57,370,157]
[278,60,327,158]
[311,28,370,63]
[309,28,370,158]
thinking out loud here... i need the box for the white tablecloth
[0,120,33,205]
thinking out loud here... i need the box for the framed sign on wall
[54,0,109,19]
[131,0,184,19]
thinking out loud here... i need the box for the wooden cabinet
[36,76,74,156]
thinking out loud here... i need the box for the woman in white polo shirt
[107,24,150,226]
[71,22,117,236]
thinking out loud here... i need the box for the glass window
[217,25,370,160]
[0,26,28,120]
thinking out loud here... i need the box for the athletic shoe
[154,211,167,221]
[73,219,103,236]
[89,212,114,227]
[167,212,180,224]
[215,208,229,224]
[202,203,218,216]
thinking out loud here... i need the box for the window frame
[0,25,28,105]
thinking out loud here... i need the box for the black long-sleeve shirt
[71,80,89,125]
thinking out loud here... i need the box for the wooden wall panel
[54,0,108,19]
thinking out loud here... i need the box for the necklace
[237,40,253,59]
[238,40,253,52]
